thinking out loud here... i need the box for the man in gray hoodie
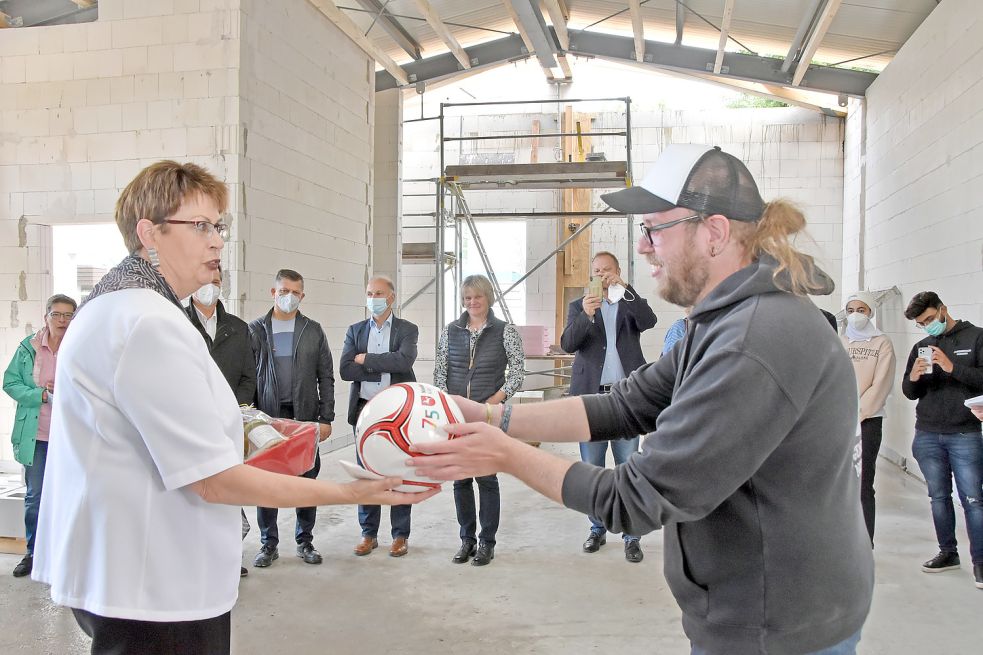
[411,145,873,655]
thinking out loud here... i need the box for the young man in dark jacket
[248,269,335,569]
[901,291,983,589]
[411,145,873,655]
[340,275,419,558]
[561,251,656,562]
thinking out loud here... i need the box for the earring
[709,247,717,258]
[147,248,160,269]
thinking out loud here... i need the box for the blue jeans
[579,437,640,541]
[355,451,411,538]
[24,440,48,555]
[691,629,861,655]
[911,430,983,564]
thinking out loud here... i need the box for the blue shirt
[662,318,687,355]
[359,313,393,401]
[271,317,295,404]
[599,299,626,385]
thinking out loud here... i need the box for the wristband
[484,403,493,424]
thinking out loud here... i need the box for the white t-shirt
[33,289,243,622]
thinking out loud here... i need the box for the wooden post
[555,105,594,344]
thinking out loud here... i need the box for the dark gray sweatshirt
[562,256,873,655]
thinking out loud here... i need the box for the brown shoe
[389,537,408,558]
[353,536,378,556]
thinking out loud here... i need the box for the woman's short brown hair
[115,160,229,254]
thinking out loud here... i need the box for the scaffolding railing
[401,97,634,368]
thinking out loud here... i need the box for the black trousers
[72,608,231,655]
[860,417,883,545]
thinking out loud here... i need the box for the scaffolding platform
[443,161,629,190]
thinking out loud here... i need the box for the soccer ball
[354,382,463,493]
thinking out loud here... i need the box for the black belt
[599,384,613,393]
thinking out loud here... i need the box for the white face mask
[607,283,635,304]
[193,284,220,307]
[276,293,300,314]
[846,312,870,329]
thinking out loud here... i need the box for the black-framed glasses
[638,214,702,245]
[162,217,230,241]
[48,311,74,320]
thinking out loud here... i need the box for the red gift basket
[242,408,319,476]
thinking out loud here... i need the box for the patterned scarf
[78,254,183,315]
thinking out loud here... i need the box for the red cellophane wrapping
[242,408,319,476]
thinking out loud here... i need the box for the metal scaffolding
[402,97,634,388]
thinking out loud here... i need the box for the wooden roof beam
[713,0,735,74]
[628,0,644,62]
[309,0,409,85]
[412,0,471,70]
[543,0,569,51]
[352,0,423,60]
[792,0,843,87]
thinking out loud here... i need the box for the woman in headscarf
[842,291,896,545]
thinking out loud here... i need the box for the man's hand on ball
[408,422,518,480]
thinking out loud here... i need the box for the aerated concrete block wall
[843,0,983,470]
[0,0,377,458]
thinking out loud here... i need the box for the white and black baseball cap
[601,144,764,221]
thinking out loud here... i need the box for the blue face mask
[923,312,946,337]
[367,297,389,316]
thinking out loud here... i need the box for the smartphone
[918,346,933,374]
[587,276,603,298]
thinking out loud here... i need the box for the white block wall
[373,88,402,284]
[0,0,378,459]
[0,0,242,462]
[236,0,375,444]
[843,0,983,469]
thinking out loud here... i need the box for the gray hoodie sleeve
[562,348,802,536]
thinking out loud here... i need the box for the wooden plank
[543,0,569,51]
[445,161,627,177]
[792,0,844,87]
[308,0,409,85]
[628,0,645,62]
[530,119,540,164]
[0,536,26,555]
[555,106,595,340]
[412,0,471,70]
[713,0,736,75]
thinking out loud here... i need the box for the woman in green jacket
[3,293,76,578]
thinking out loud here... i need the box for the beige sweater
[841,333,896,421]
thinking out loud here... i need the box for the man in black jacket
[186,268,257,577]
[340,275,419,558]
[901,291,983,589]
[186,268,256,406]
[248,269,335,569]
[560,251,656,562]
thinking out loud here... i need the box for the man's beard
[656,238,709,307]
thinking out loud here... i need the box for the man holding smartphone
[901,291,983,590]
[560,251,656,562]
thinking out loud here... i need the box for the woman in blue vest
[434,274,524,566]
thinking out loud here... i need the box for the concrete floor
[0,441,980,654]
